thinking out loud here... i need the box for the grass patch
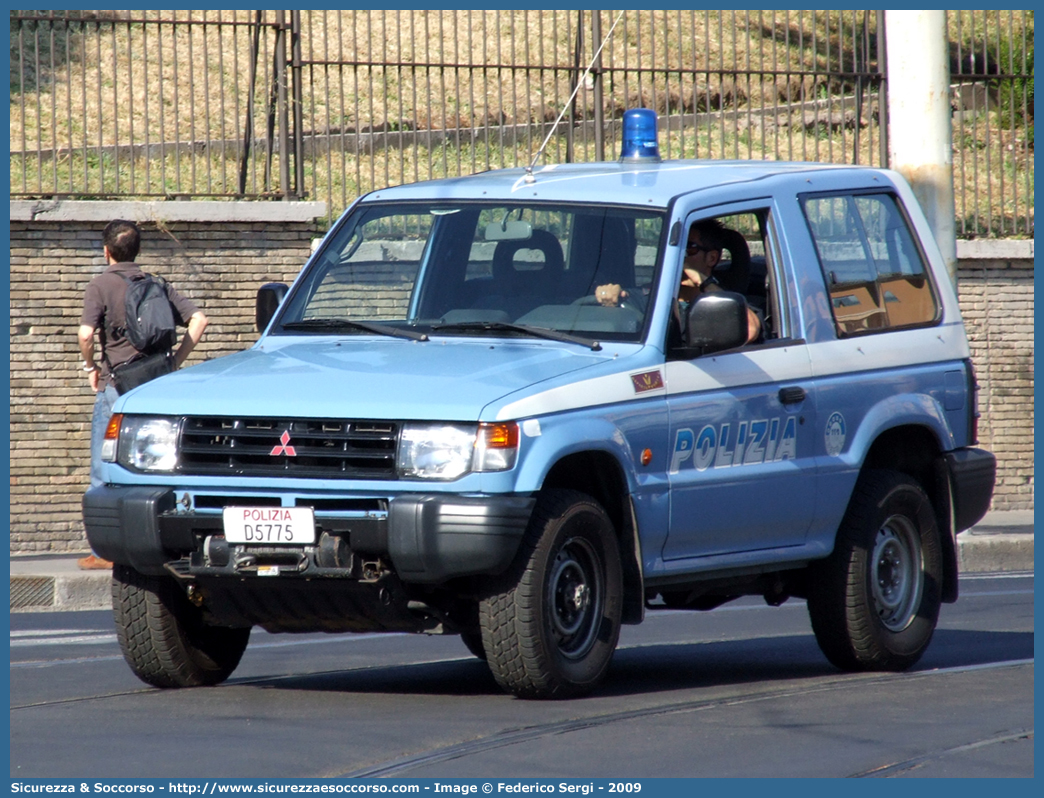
[10,9,1034,236]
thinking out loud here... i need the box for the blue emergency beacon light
[620,108,660,162]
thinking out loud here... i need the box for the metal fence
[9,9,1034,236]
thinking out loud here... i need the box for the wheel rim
[546,535,604,660]
[870,514,923,632]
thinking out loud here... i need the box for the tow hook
[361,559,387,582]
[234,552,258,572]
[186,583,204,607]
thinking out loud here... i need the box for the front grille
[178,416,399,478]
[194,495,282,509]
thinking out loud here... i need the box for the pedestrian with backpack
[76,219,208,569]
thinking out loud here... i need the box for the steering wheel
[572,294,630,309]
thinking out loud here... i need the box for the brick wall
[6,202,1034,554]
[956,242,1035,511]
[9,201,324,553]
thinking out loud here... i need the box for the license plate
[222,506,316,545]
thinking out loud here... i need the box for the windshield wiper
[281,318,428,342]
[431,321,601,351]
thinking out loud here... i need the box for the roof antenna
[524,10,626,184]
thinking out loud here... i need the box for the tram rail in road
[10,573,1033,779]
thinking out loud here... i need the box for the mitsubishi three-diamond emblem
[270,430,297,456]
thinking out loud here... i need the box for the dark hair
[688,218,726,253]
[103,219,141,262]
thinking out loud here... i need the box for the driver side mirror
[684,292,749,355]
[256,283,289,333]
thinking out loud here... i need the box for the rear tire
[479,489,622,699]
[112,564,250,688]
[807,470,942,671]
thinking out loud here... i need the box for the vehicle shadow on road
[598,628,1034,699]
[238,628,1033,700]
[915,627,1034,670]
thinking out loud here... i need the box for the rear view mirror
[484,220,532,241]
[685,292,748,355]
[256,283,289,333]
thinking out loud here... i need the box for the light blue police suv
[85,111,995,699]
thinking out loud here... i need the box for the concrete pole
[884,10,958,286]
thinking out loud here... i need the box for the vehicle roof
[362,159,889,208]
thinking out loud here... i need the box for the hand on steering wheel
[592,283,628,308]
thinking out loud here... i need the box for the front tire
[480,489,623,699]
[112,565,250,688]
[807,470,942,671]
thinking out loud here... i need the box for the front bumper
[83,486,534,584]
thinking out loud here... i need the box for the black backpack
[120,273,178,354]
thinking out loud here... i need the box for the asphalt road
[10,573,1033,779]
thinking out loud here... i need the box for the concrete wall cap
[10,199,327,224]
[956,238,1034,260]
[9,200,1030,260]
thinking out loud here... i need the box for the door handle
[779,386,806,405]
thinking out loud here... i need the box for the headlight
[398,423,476,480]
[113,415,182,472]
[398,422,519,480]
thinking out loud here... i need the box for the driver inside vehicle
[594,282,628,307]
[595,218,761,344]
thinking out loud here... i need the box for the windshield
[274,201,665,344]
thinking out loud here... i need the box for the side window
[690,210,783,342]
[803,193,939,336]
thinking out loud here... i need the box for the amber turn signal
[479,421,519,449]
[105,413,123,440]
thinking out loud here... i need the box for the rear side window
[802,193,939,337]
